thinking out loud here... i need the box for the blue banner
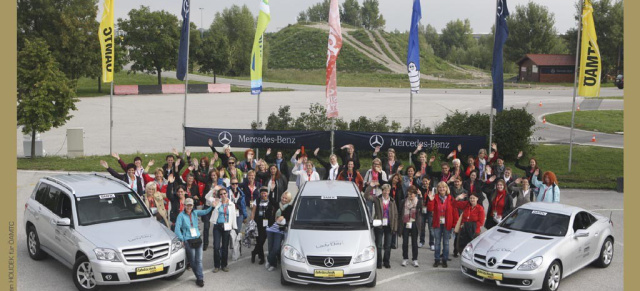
[491,0,509,112]
[176,0,190,81]
[333,131,486,155]
[406,0,422,93]
[184,127,332,149]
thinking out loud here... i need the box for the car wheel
[27,225,47,260]
[365,272,377,287]
[542,261,562,291]
[163,269,185,280]
[280,271,291,286]
[617,84,623,89]
[73,255,99,291]
[594,237,614,268]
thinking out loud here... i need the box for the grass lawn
[17,144,622,190]
[545,110,623,134]
[75,72,207,97]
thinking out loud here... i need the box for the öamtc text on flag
[578,0,601,97]
[98,0,115,83]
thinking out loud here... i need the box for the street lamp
[199,8,204,38]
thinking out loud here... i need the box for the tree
[341,0,361,27]
[439,19,475,56]
[188,22,203,74]
[564,0,623,77]
[17,0,100,86]
[210,5,255,76]
[361,0,385,30]
[196,28,231,83]
[117,6,180,85]
[424,24,444,58]
[297,11,308,23]
[17,38,78,159]
[305,0,330,22]
[504,2,568,63]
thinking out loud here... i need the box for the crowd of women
[99,141,561,287]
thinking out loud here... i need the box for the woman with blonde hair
[144,181,170,228]
[426,181,459,268]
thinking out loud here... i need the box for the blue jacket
[174,207,213,241]
[227,187,248,219]
[531,175,560,203]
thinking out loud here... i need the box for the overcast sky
[104,0,581,34]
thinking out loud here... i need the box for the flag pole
[109,81,113,154]
[256,92,261,159]
[182,0,191,158]
[489,0,499,153]
[409,89,413,164]
[569,0,584,173]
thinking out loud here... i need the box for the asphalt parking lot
[16,170,623,291]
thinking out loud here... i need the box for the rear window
[291,196,368,231]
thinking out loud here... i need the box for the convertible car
[460,202,614,291]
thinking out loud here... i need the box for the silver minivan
[23,174,186,291]
[280,181,377,287]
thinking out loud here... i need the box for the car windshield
[499,208,570,237]
[76,192,150,226]
[291,196,368,230]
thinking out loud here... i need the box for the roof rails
[44,176,75,194]
[92,173,131,189]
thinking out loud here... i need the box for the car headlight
[94,248,121,262]
[518,256,543,271]
[462,243,473,260]
[171,237,183,254]
[353,246,376,263]
[282,245,306,263]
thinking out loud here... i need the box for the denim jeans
[213,224,230,268]
[267,231,284,267]
[184,240,204,280]
[402,224,419,260]
[373,226,392,266]
[420,211,434,246]
[433,225,451,262]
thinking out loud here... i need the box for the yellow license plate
[477,269,503,280]
[136,264,164,275]
[314,270,344,278]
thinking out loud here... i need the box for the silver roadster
[460,202,614,291]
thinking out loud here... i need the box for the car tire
[280,271,291,286]
[617,84,623,89]
[593,237,614,268]
[27,225,47,260]
[73,255,100,291]
[365,272,376,287]
[164,269,185,280]
[541,261,562,291]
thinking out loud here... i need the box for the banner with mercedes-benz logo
[333,130,486,154]
[185,127,332,149]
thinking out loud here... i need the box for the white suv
[280,181,377,287]
[23,174,186,291]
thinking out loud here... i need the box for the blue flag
[491,0,509,112]
[407,0,421,93]
[176,0,190,81]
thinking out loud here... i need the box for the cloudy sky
[105,0,580,34]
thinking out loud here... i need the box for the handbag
[187,237,202,248]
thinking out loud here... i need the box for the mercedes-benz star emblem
[369,135,384,149]
[143,248,154,260]
[324,257,335,267]
[218,131,232,145]
[487,257,497,267]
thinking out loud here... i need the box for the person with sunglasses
[224,157,244,184]
[175,198,213,287]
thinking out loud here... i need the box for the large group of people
[99,142,561,287]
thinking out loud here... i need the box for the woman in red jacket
[454,192,485,253]
[427,181,459,268]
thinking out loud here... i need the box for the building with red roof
[516,54,576,83]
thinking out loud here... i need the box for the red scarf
[492,189,507,216]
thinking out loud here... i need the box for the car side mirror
[372,219,382,227]
[574,229,589,238]
[56,218,71,227]
[150,207,158,215]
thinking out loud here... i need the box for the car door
[38,184,62,253]
[51,193,77,265]
[30,183,50,246]
[568,212,596,273]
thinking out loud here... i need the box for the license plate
[477,268,503,280]
[136,264,164,275]
[314,269,344,278]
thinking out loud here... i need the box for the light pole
[199,8,204,38]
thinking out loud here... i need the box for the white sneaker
[418,243,424,248]
[267,266,275,272]
[430,245,435,251]
[413,260,419,267]
[401,259,408,267]
[265,262,270,269]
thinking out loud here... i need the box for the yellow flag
[578,0,601,97]
[98,0,115,83]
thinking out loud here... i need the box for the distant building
[516,54,575,83]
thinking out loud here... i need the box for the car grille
[122,243,170,263]
[473,254,518,270]
[307,256,352,268]
[287,271,370,283]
